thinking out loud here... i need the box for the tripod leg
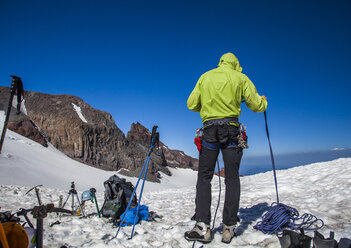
[62,193,71,210]
[75,193,85,217]
[71,194,74,212]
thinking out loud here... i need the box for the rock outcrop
[0,87,48,147]
[0,86,198,182]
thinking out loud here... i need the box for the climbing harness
[203,117,238,127]
[115,126,159,239]
[253,111,324,234]
[194,118,248,151]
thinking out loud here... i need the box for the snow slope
[0,111,196,193]
[1,111,351,247]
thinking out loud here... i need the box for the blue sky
[1,0,351,160]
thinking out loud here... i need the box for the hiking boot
[222,224,236,243]
[184,222,212,243]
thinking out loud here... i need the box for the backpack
[100,175,138,220]
[0,211,34,248]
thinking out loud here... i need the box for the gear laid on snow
[101,176,137,221]
[254,112,325,236]
[1,198,72,248]
[115,125,159,240]
[118,205,149,227]
[62,182,85,217]
[278,228,312,248]
[1,222,29,248]
[79,188,100,217]
[313,231,338,248]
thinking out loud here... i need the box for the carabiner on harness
[237,124,249,149]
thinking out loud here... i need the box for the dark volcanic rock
[23,90,126,171]
[0,86,198,182]
[0,86,47,147]
[126,122,199,171]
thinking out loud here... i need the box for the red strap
[242,131,247,141]
[194,137,202,152]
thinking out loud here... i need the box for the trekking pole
[130,155,151,238]
[253,111,324,234]
[264,111,279,203]
[115,125,159,239]
[0,76,22,154]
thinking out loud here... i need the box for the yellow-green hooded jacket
[187,53,267,123]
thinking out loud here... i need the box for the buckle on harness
[195,128,203,138]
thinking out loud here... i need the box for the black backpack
[100,175,138,220]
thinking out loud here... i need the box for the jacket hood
[217,52,243,72]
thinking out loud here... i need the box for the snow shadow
[236,202,270,236]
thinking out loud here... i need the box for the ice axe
[26,185,43,206]
[0,75,24,154]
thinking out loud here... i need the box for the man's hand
[262,95,267,101]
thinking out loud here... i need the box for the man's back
[187,52,267,123]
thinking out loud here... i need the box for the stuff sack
[101,175,138,220]
[120,205,149,227]
[1,222,29,248]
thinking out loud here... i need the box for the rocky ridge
[0,86,198,182]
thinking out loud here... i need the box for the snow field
[1,111,351,247]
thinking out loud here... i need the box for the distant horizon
[236,149,351,176]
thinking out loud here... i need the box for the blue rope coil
[253,202,324,234]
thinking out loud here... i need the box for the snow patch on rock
[72,103,88,123]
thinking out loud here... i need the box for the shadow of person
[235,202,270,236]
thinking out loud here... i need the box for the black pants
[195,124,243,226]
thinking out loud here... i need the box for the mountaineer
[184,52,267,244]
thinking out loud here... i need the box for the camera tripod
[62,182,85,217]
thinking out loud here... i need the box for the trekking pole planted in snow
[115,125,159,239]
[263,111,279,203]
[253,111,324,234]
[0,75,24,154]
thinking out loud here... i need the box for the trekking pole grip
[150,125,159,152]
